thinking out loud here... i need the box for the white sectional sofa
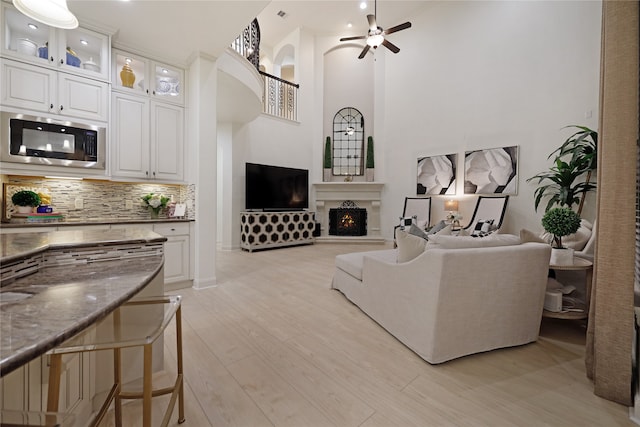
[332,233,552,364]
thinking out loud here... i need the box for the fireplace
[329,201,367,236]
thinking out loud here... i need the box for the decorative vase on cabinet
[120,63,136,88]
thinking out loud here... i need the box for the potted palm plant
[527,126,597,214]
[542,207,581,265]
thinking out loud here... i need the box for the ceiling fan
[339,0,412,59]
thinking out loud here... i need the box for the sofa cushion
[397,229,427,262]
[520,228,547,243]
[427,233,521,249]
[335,249,397,281]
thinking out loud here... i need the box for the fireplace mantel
[312,182,384,242]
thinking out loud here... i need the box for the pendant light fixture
[13,0,79,29]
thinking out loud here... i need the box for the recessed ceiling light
[27,23,38,30]
[125,57,132,64]
[162,68,168,74]
[360,2,367,10]
[80,39,88,45]
[347,22,352,28]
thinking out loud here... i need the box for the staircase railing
[260,71,299,122]
[230,18,260,70]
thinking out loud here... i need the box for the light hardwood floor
[104,243,635,427]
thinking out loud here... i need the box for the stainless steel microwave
[1,112,106,169]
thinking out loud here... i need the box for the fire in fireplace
[329,201,367,236]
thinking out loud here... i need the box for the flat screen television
[245,163,309,211]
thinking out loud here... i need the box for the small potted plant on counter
[542,206,581,265]
[11,190,41,214]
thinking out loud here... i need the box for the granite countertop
[1,228,167,263]
[0,229,167,376]
[0,218,194,229]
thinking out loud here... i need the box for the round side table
[543,257,593,320]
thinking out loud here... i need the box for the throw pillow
[399,215,417,228]
[557,219,592,251]
[435,224,452,235]
[408,223,429,240]
[426,233,521,249]
[427,220,447,235]
[396,229,427,262]
[457,227,469,236]
[470,219,495,237]
[519,228,547,244]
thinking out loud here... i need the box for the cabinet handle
[153,171,156,178]
[146,89,149,94]
[60,59,64,65]
[60,105,64,111]
[171,228,175,231]
[50,103,54,109]
[50,56,54,62]
[152,91,156,95]
[145,171,149,176]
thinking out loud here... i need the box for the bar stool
[46,295,185,427]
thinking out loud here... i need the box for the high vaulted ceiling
[64,1,426,66]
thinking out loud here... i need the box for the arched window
[332,107,364,176]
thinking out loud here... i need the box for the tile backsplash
[2,176,195,222]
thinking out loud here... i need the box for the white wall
[323,44,375,181]
[237,0,601,243]
[225,28,317,248]
[377,0,601,235]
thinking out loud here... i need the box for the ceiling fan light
[13,0,79,29]
[366,34,384,48]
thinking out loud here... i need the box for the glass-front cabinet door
[151,63,184,105]
[112,50,149,95]
[112,51,184,105]
[1,3,110,81]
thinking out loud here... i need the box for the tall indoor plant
[527,126,597,214]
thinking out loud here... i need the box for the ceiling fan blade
[367,14,378,32]
[382,39,400,54]
[340,35,367,42]
[384,21,412,35]
[358,45,371,59]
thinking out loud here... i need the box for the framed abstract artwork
[417,154,457,195]
[464,146,518,195]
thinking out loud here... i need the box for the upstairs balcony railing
[260,71,299,122]
[231,19,299,122]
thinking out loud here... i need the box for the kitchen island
[0,228,167,377]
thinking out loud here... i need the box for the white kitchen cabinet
[153,222,191,286]
[0,347,92,420]
[1,58,109,122]
[111,92,184,182]
[112,49,184,105]
[110,222,193,288]
[151,102,184,181]
[1,3,111,82]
